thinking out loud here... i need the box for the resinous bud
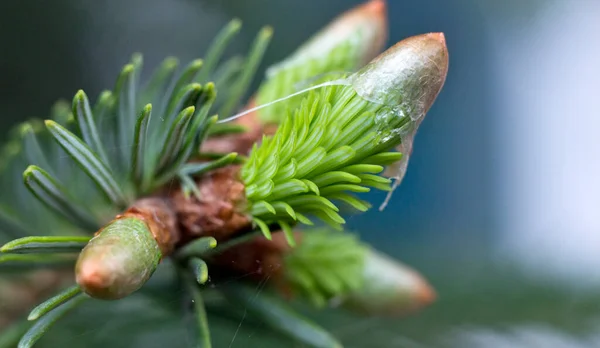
[342,248,436,316]
[349,33,449,209]
[75,217,161,300]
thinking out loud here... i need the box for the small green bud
[342,248,436,316]
[281,229,435,316]
[75,217,161,300]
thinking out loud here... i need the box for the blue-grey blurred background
[2,0,600,347]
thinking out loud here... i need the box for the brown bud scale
[120,198,179,256]
[170,165,252,245]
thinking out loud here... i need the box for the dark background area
[2,0,600,347]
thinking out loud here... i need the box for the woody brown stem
[122,198,179,255]
[170,165,251,245]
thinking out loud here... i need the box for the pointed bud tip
[23,164,36,176]
[76,258,118,300]
[261,26,274,37]
[122,64,134,74]
[339,0,388,64]
[164,56,179,68]
[362,0,386,17]
[346,0,387,23]
[426,32,445,44]
[412,270,437,307]
[75,89,86,98]
[380,31,448,66]
[230,18,242,30]
[426,31,448,67]
[131,52,143,61]
[342,250,437,316]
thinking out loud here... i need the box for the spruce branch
[0,1,450,346]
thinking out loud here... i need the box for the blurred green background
[2,0,600,347]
